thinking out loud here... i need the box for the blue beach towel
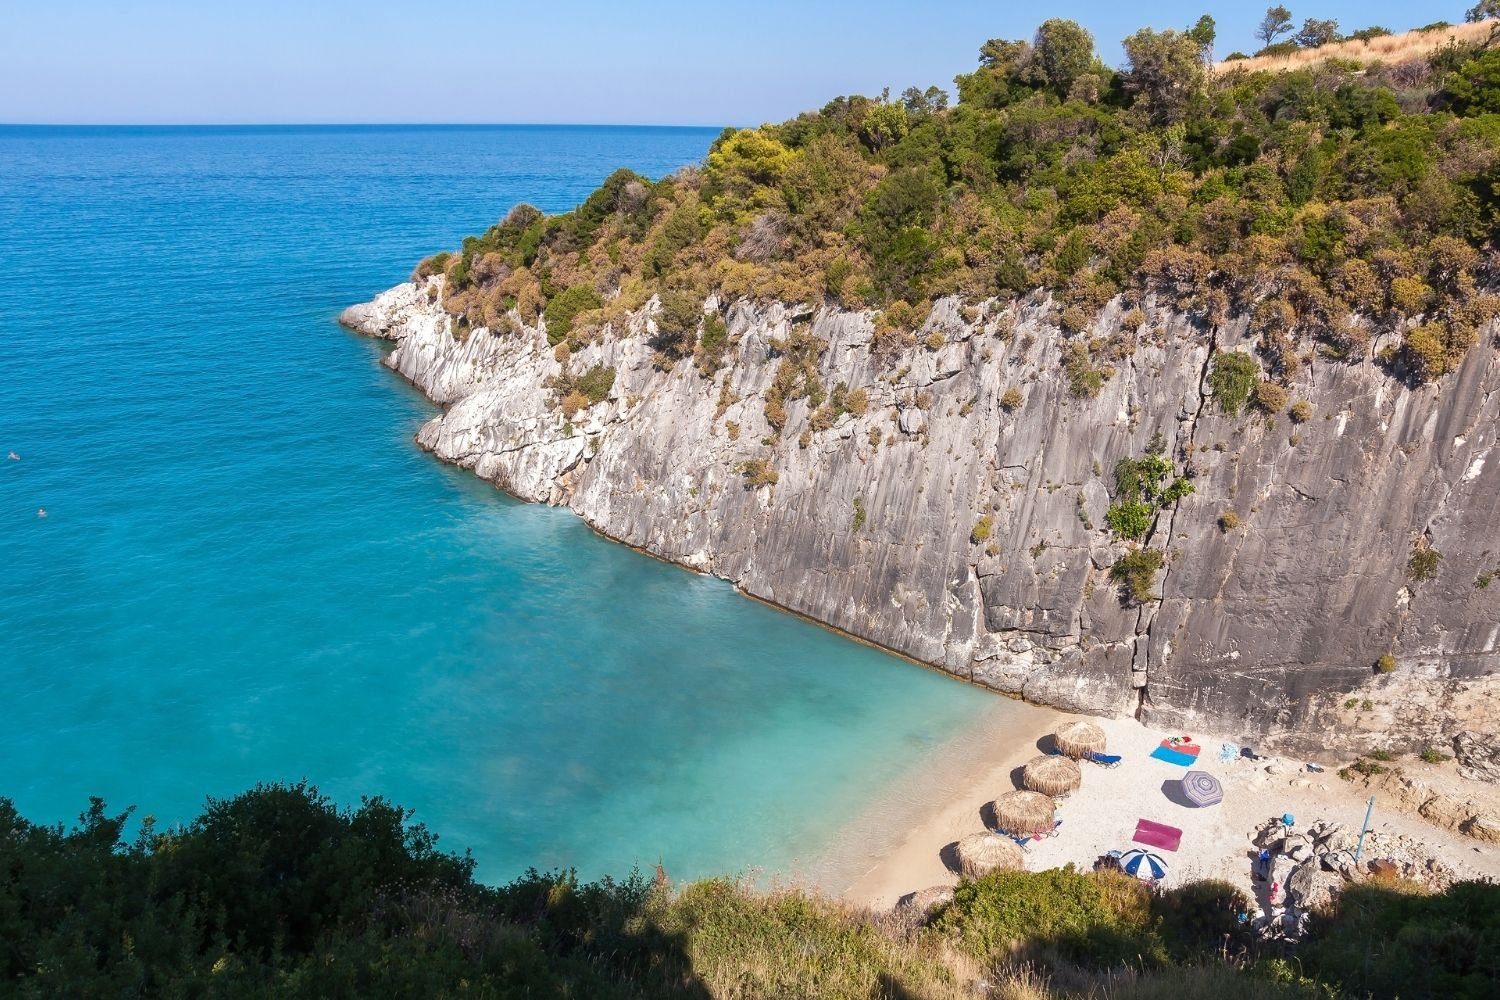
[1150,745,1199,767]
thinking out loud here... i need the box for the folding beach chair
[998,820,1063,851]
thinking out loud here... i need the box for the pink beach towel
[1133,818,1183,852]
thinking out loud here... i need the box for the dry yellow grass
[1213,19,1496,75]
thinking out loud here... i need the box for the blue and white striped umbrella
[1120,848,1168,880]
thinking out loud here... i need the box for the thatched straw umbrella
[990,790,1056,837]
[1022,754,1082,798]
[1052,720,1107,759]
[955,832,1025,878]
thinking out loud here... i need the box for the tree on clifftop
[1257,6,1295,47]
[860,100,909,152]
[1187,14,1217,64]
[955,38,1034,107]
[1032,18,1095,99]
[1295,18,1341,48]
[1122,28,1204,125]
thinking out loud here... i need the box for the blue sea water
[0,125,1003,884]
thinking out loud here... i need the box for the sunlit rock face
[344,280,1500,753]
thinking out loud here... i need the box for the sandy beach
[841,711,1500,911]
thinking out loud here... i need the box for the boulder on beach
[897,885,955,919]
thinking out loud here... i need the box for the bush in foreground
[936,867,1165,968]
[3,786,1498,997]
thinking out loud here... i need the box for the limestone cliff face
[341,280,1500,752]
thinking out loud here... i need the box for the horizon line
[0,121,734,130]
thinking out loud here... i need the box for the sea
[0,124,1011,885]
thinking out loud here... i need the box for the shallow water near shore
[0,125,1005,883]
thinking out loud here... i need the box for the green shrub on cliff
[542,283,603,345]
[1408,541,1442,582]
[1208,352,1262,415]
[411,250,451,283]
[1106,451,1192,540]
[1106,500,1154,539]
[1064,343,1108,399]
[653,290,703,359]
[738,458,778,488]
[694,312,729,375]
[1111,547,1165,603]
[575,364,616,404]
[1254,380,1288,414]
[546,364,616,417]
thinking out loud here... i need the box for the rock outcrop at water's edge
[341,280,1500,754]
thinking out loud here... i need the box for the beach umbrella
[1022,754,1082,797]
[990,790,1056,837]
[1052,720,1107,759]
[1120,848,1168,880]
[954,832,1025,879]
[1181,769,1224,807]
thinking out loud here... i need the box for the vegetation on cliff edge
[423,11,1500,397]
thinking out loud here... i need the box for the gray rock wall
[341,280,1500,752]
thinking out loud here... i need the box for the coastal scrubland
[3,783,1496,997]
[421,8,1500,418]
[1216,16,1496,74]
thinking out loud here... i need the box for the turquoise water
[0,125,998,884]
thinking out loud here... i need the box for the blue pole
[1354,795,1375,862]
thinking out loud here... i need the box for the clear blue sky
[0,1,1470,126]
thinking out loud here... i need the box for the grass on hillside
[1215,19,1496,74]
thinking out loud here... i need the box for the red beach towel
[1133,818,1183,852]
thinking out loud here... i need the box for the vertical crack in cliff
[1135,321,1218,718]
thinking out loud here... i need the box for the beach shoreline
[825,701,1064,906]
[828,710,1500,912]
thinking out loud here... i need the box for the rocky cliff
[341,280,1500,753]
